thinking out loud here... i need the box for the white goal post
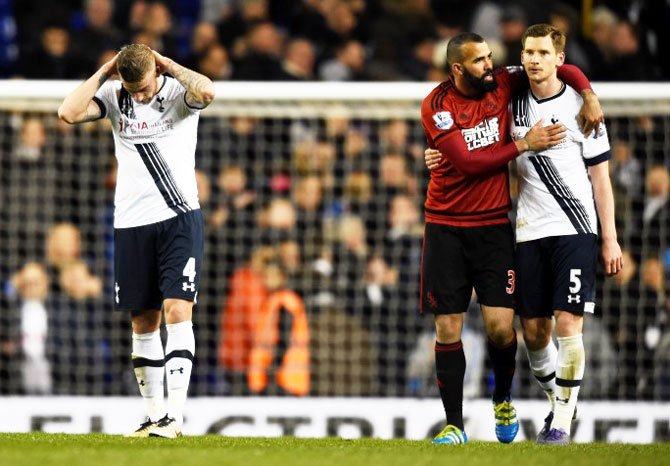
[1,80,670,117]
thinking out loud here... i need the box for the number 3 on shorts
[183,257,196,283]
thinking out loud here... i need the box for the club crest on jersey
[461,117,500,150]
[432,111,454,130]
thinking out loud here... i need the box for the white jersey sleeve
[581,122,611,164]
[93,80,117,120]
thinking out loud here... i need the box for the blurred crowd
[0,103,668,399]
[0,0,669,81]
[0,0,668,401]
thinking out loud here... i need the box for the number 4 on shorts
[183,257,196,282]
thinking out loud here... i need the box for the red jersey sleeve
[556,64,592,93]
[421,94,520,177]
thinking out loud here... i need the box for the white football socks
[132,330,166,422]
[552,334,584,433]
[165,321,195,427]
[526,340,558,411]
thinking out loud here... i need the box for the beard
[463,68,498,93]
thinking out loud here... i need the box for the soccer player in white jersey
[58,44,214,438]
[510,24,622,445]
[424,23,621,445]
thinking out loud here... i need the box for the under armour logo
[115,282,120,304]
[182,282,196,292]
[139,380,145,386]
[567,294,581,304]
[556,397,569,404]
[156,96,165,112]
[551,115,559,124]
[170,368,184,375]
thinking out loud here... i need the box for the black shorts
[114,209,204,311]
[420,222,516,314]
[516,234,597,318]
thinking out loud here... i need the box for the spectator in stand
[292,137,336,191]
[46,223,82,274]
[332,215,368,302]
[636,257,666,397]
[137,1,177,57]
[499,5,527,68]
[58,260,103,301]
[247,261,310,396]
[610,140,643,237]
[72,0,123,73]
[384,195,423,282]
[606,20,655,81]
[218,245,273,394]
[641,166,670,254]
[232,21,284,80]
[197,44,232,80]
[19,24,84,79]
[276,38,315,81]
[293,175,324,262]
[184,22,220,70]
[217,0,269,50]
[12,262,52,394]
[318,39,367,81]
[549,3,596,77]
[49,258,105,395]
[14,117,46,162]
[587,6,618,81]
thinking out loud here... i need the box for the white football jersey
[94,75,201,228]
[509,83,611,242]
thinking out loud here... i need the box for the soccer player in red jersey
[420,32,603,444]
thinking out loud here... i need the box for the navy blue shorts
[516,234,597,318]
[421,222,516,314]
[114,209,204,311]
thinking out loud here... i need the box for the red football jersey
[421,66,525,227]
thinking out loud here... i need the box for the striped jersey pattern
[94,76,201,228]
[509,83,611,242]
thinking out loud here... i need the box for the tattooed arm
[58,53,117,124]
[153,50,215,109]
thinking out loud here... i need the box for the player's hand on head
[601,239,623,276]
[152,50,170,74]
[524,119,567,152]
[102,53,119,77]
[424,148,442,170]
[578,91,604,137]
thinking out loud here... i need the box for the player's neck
[529,74,562,99]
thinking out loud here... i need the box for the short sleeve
[582,122,611,166]
[93,81,117,120]
[162,77,202,115]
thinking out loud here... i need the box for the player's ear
[557,51,565,66]
[451,63,462,77]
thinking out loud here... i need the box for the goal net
[0,81,668,401]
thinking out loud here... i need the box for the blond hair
[117,43,155,82]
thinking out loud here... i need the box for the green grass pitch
[1,433,669,466]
